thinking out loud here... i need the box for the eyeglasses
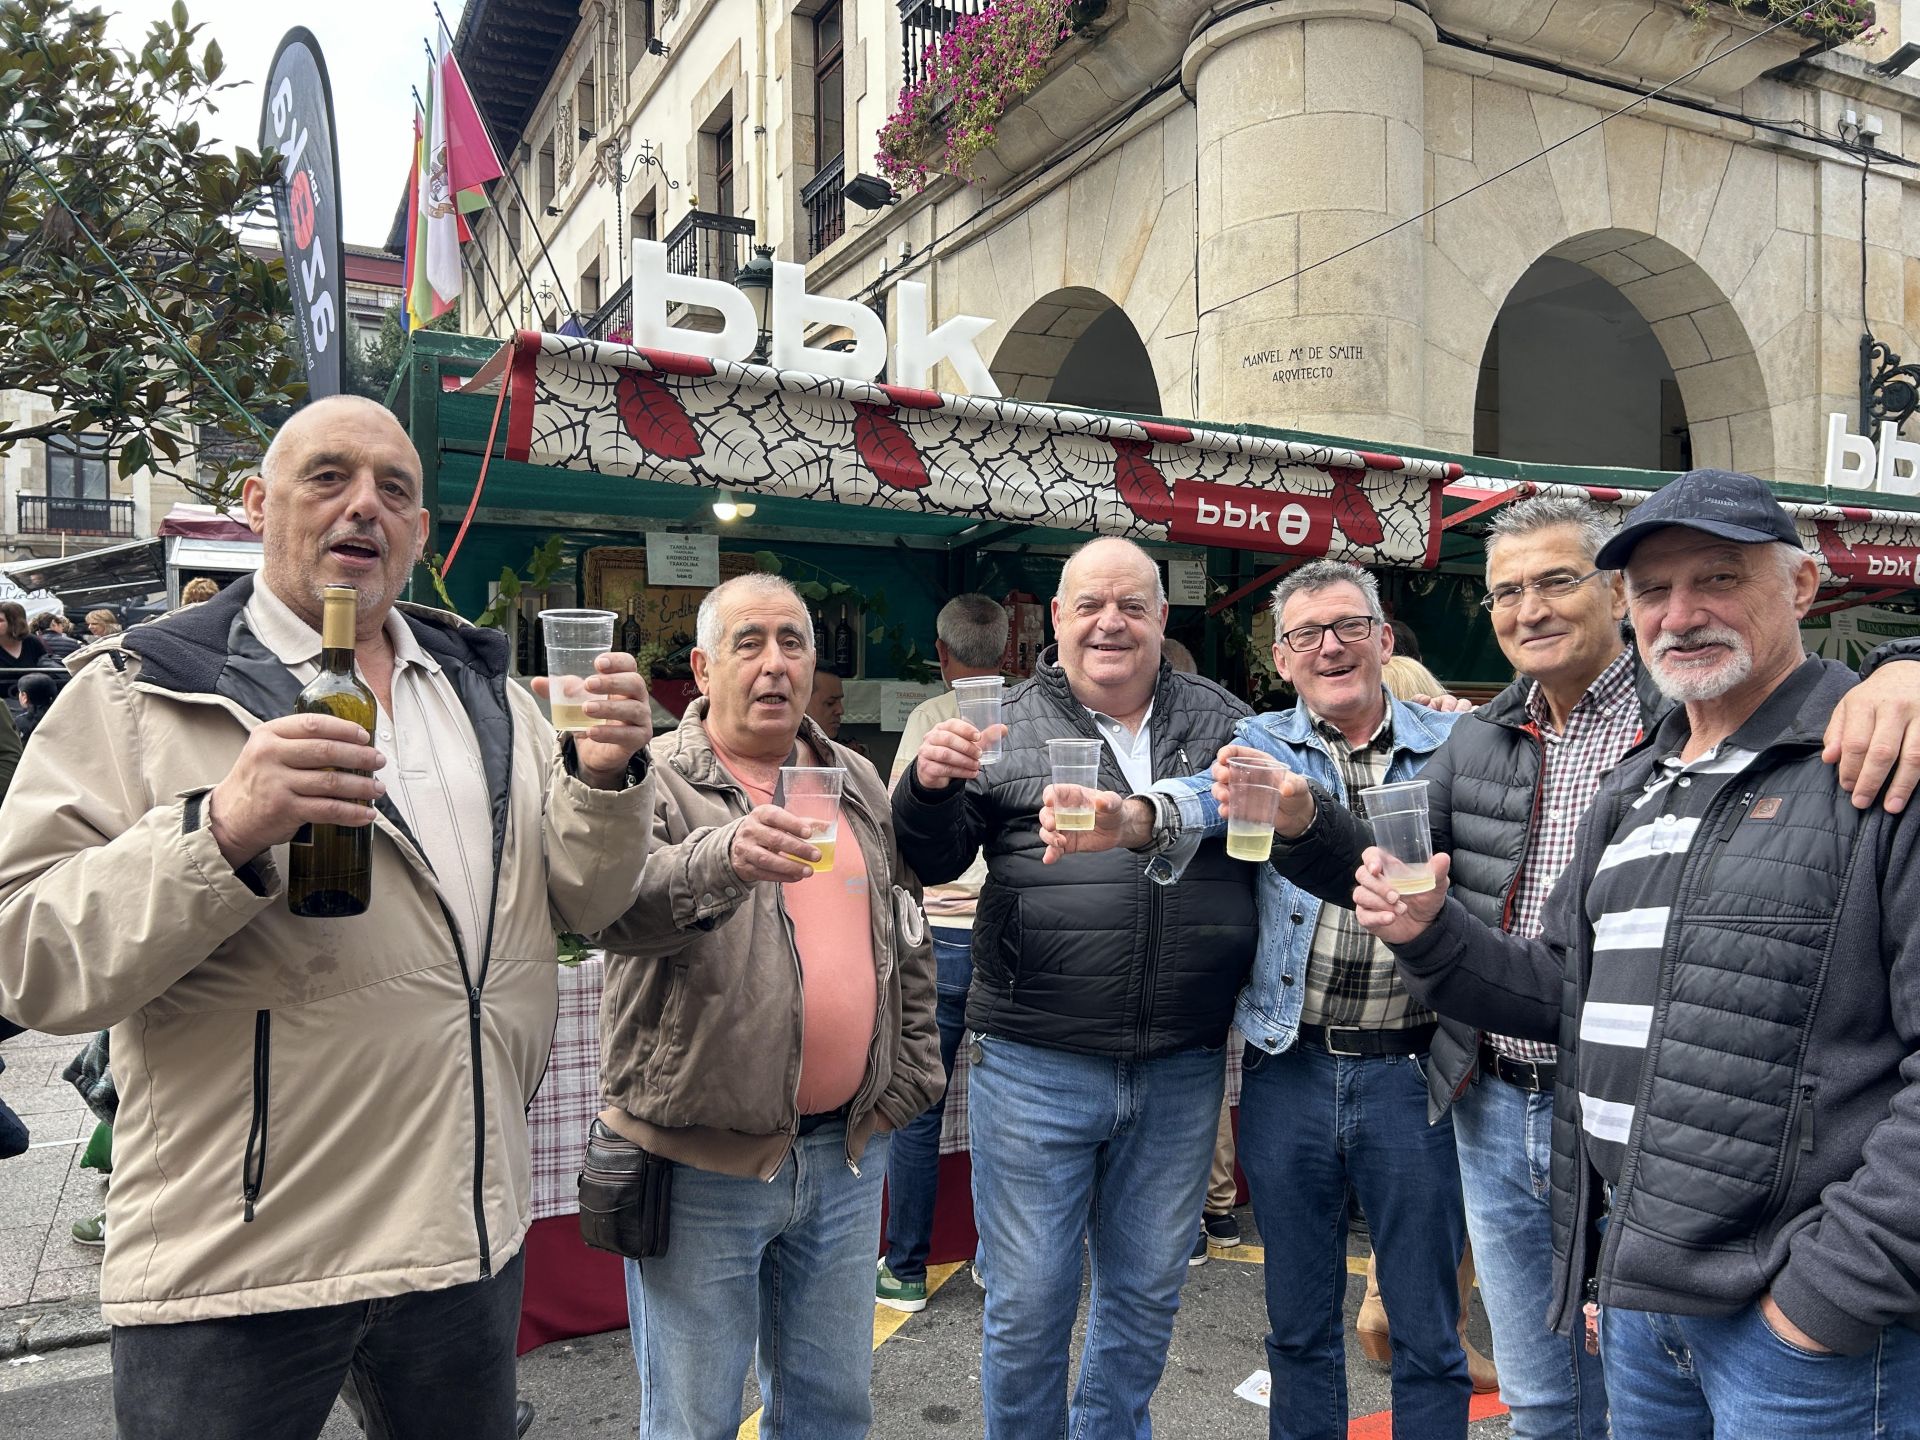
[1278,615,1377,653]
[1479,569,1602,612]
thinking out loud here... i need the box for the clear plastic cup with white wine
[1048,738,1102,831]
[777,766,846,876]
[540,609,617,732]
[1358,779,1436,894]
[1224,756,1285,863]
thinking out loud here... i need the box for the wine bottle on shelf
[813,607,831,661]
[288,586,376,919]
[832,603,856,678]
[619,597,644,660]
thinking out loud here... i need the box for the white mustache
[1651,625,1742,659]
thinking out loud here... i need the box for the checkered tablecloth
[526,953,1245,1221]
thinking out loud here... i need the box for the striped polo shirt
[1577,737,1757,1183]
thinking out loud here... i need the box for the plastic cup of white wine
[777,766,846,876]
[1359,779,1436,894]
[540,609,617,732]
[952,675,1006,766]
[1225,756,1284,863]
[1047,738,1103,832]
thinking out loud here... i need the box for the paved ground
[1,1026,1514,1436]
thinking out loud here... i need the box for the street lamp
[733,245,775,363]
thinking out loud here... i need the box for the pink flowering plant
[1686,0,1876,40]
[878,0,1073,190]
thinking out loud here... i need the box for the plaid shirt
[1300,708,1435,1032]
[1490,649,1643,1062]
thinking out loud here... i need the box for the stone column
[1188,0,1433,444]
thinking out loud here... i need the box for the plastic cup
[1225,756,1284,863]
[540,609,617,732]
[952,675,1006,767]
[1047,738,1103,832]
[1359,779,1435,894]
[777,766,846,875]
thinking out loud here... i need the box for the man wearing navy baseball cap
[1351,466,1920,1436]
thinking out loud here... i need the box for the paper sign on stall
[1168,557,1209,607]
[644,531,720,587]
[879,681,946,731]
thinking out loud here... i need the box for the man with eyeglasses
[1041,557,1470,1439]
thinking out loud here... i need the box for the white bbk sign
[1825,412,1920,495]
[629,239,1001,396]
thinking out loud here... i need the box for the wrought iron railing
[663,210,756,284]
[587,281,633,342]
[17,495,136,538]
[899,0,988,90]
[801,156,846,258]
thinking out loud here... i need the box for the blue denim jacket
[1149,694,1460,1056]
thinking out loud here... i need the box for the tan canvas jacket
[0,581,655,1325]
[597,699,943,1179]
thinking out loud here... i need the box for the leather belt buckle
[1321,1026,1365,1057]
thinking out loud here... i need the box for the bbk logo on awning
[1169,479,1332,556]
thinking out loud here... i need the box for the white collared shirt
[245,581,496,963]
[1087,702,1155,793]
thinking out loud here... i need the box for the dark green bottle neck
[320,645,355,675]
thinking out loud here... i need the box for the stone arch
[991,287,1164,414]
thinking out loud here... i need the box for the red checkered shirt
[1490,650,1642,1063]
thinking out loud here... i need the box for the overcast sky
[104,0,458,248]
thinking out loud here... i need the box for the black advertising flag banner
[259,29,344,402]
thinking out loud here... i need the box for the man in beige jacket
[595,571,942,1439]
[0,396,657,1440]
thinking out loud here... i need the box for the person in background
[895,538,1259,1438]
[31,612,80,661]
[601,571,941,1438]
[878,593,1009,1314]
[1161,636,1198,675]
[15,672,56,744]
[84,608,121,638]
[180,577,221,606]
[0,601,47,704]
[806,669,847,739]
[1382,655,1448,705]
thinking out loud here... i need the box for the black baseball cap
[1594,468,1803,570]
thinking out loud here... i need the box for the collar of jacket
[1646,652,1857,758]
[665,694,844,789]
[1263,687,1457,757]
[115,573,517,872]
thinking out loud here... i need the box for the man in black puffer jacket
[1353,470,1920,1437]
[894,537,1257,1439]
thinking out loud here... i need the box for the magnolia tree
[0,0,302,502]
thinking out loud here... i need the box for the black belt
[796,1104,849,1136]
[1296,1022,1436,1057]
[1478,1041,1557,1092]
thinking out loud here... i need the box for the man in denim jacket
[1042,559,1467,1440]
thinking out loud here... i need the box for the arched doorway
[1472,232,1772,475]
[992,288,1162,415]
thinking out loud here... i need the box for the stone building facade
[463,0,1920,488]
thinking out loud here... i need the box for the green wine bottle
[287,585,376,918]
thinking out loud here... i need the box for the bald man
[0,395,658,1440]
[894,536,1259,1437]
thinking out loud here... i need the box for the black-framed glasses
[1278,615,1376,653]
[1479,569,1602,612]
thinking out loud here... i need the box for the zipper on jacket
[442,895,493,1279]
[1135,868,1167,1056]
[242,1010,271,1222]
[1795,1082,1815,1153]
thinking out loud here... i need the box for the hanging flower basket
[878,0,1075,192]
[1694,0,1876,42]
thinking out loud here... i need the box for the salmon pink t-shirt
[710,735,878,1114]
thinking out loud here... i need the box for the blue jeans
[1601,1300,1920,1438]
[968,1033,1225,1440]
[1453,1077,1608,1440]
[623,1124,889,1440]
[883,928,972,1283]
[1239,1042,1469,1440]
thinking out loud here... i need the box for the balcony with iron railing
[899,0,988,91]
[17,495,137,538]
[801,156,847,259]
[586,211,760,342]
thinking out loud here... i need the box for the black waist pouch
[578,1118,674,1259]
